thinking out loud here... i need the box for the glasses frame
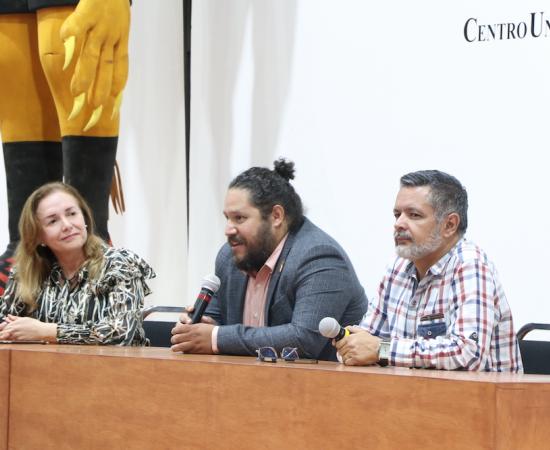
[256,346,299,363]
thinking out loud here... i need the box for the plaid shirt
[360,239,522,372]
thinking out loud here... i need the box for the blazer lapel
[228,270,248,325]
[264,231,297,321]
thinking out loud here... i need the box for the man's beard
[395,227,443,261]
[230,221,277,274]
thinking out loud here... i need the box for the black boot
[1,141,63,293]
[62,136,118,242]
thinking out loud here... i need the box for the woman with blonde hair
[0,182,154,345]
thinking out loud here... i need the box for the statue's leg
[0,13,63,294]
[37,7,120,242]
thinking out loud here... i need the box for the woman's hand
[0,315,57,342]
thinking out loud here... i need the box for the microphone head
[202,274,221,293]
[319,317,340,338]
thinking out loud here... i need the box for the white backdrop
[189,0,550,331]
[110,1,187,307]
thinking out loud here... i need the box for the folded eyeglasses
[256,346,299,362]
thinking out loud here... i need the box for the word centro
[464,12,549,42]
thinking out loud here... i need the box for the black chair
[142,306,185,348]
[517,323,550,375]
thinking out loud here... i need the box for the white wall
[111,1,187,307]
[189,0,550,330]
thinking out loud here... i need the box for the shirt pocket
[417,321,447,339]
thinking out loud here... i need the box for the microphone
[318,317,350,341]
[190,274,221,324]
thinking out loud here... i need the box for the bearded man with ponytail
[171,158,367,361]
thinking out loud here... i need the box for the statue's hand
[60,0,130,130]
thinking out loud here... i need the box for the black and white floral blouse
[0,247,155,346]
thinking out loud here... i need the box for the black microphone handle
[190,301,208,324]
[334,326,348,342]
[190,288,215,324]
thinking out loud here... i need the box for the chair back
[143,306,185,348]
[517,323,550,375]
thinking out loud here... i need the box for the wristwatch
[378,340,391,367]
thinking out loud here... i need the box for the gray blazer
[205,218,367,361]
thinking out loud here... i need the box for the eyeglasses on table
[256,346,318,364]
[256,346,299,362]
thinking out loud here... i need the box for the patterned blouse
[0,247,155,346]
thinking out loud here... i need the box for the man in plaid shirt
[336,170,522,372]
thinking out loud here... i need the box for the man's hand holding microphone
[170,274,220,354]
[319,317,383,366]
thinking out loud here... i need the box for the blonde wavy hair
[15,182,105,312]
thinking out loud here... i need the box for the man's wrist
[211,326,220,354]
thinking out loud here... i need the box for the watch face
[379,341,390,360]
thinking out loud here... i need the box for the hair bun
[273,157,295,181]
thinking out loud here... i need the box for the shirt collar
[49,261,89,286]
[248,233,289,278]
[428,238,464,276]
[264,233,288,272]
[404,238,465,279]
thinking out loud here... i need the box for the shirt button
[253,313,258,319]
[410,300,417,307]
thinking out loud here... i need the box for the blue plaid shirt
[360,239,522,372]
